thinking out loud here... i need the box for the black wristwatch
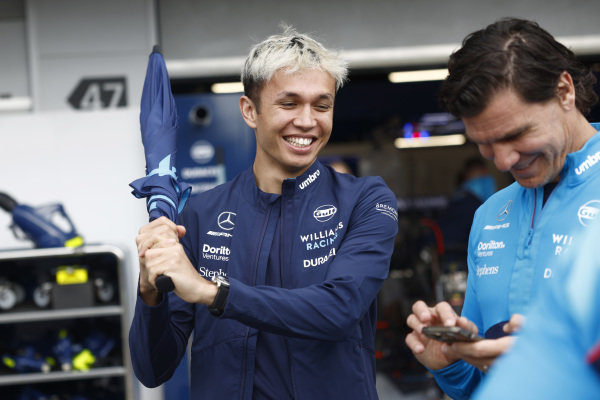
[208,275,230,316]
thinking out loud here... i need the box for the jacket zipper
[240,207,272,400]
[280,193,299,398]
[527,189,537,246]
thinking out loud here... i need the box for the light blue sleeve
[472,220,600,400]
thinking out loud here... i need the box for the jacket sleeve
[128,284,195,387]
[472,262,600,400]
[430,207,484,399]
[222,178,398,341]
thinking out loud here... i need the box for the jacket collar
[283,160,323,196]
[564,123,600,187]
[239,160,325,209]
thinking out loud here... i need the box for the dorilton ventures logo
[477,240,506,250]
[202,244,230,261]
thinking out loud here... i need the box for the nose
[293,105,316,130]
[481,142,519,172]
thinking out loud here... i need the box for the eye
[315,103,332,111]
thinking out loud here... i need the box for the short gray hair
[242,26,348,106]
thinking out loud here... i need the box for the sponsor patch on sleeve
[376,203,398,221]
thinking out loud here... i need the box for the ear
[240,96,258,129]
[556,70,576,111]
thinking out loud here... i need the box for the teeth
[285,137,312,147]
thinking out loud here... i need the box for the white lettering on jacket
[303,248,336,268]
[476,265,499,277]
[299,169,320,190]
[202,244,230,261]
[198,267,227,278]
[575,151,600,175]
[477,240,506,250]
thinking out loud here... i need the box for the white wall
[26,0,156,110]
[0,108,144,256]
[0,109,162,400]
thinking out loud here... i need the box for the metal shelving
[0,244,134,399]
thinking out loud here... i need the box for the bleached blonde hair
[241,25,348,108]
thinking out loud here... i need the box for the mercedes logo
[496,200,513,222]
[218,211,236,231]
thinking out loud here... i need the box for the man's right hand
[136,217,185,305]
[405,300,478,370]
[136,216,219,308]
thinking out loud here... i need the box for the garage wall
[159,0,600,74]
[2,0,600,110]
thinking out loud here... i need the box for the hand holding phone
[422,326,482,343]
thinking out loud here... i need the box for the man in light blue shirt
[405,18,600,399]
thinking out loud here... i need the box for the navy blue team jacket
[129,160,399,399]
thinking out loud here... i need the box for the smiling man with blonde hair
[129,26,398,399]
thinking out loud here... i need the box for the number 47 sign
[68,77,128,110]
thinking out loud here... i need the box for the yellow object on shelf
[55,266,88,285]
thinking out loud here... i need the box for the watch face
[212,275,229,286]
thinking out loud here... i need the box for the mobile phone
[422,326,482,343]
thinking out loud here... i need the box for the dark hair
[440,18,598,117]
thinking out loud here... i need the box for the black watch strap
[208,275,230,316]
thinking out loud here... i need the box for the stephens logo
[199,267,226,279]
[496,200,513,221]
[476,264,499,277]
[313,205,337,222]
[577,200,600,226]
[218,211,236,231]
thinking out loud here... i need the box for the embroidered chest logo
[218,211,236,230]
[300,221,344,251]
[577,200,600,227]
[476,264,499,277]
[476,240,506,257]
[552,233,574,256]
[496,200,512,222]
[313,205,337,222]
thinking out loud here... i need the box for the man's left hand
[442,335,516,373]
